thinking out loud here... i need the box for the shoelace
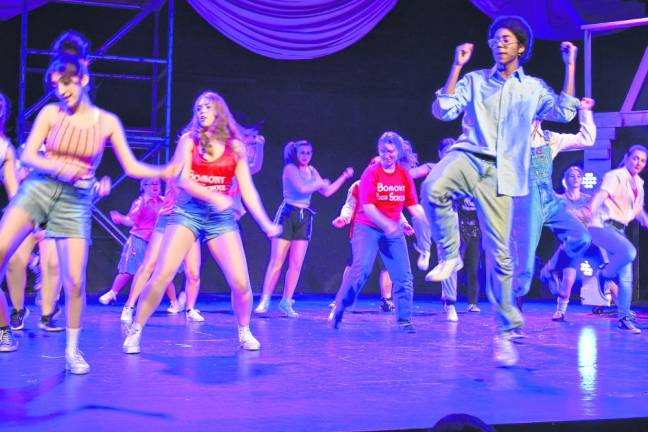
[126,325,142,336]
[0,330,10,344]
[68,350,88,364]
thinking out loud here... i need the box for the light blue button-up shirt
[432,66,579,197]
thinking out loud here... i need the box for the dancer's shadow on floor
[141,352,287,386]
[0,372,170,426]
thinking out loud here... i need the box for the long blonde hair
[182,91,242,148]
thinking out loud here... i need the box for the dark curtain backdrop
[0,0,646,298]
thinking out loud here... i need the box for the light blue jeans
[334,223,413,323]
[589,224,635,319]
[421,150,522,331]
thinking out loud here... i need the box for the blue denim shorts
[154,214,170,234]
[9,172,93,240]
[168,197,238,242]
[118,234,148,274]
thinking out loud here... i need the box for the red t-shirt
[354,163,417,230]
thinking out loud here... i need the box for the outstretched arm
[284,164,328,195]
[107,113,172,179]
[234,140,281,237]
[409,162,435,180]
[318,167,353,197]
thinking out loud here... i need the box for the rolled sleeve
[537,85,579,123]
[432,75,471,121]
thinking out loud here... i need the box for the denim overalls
[511,138,591,298]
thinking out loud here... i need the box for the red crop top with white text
[189,139,237,195]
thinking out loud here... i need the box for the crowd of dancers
[0,15,646,374]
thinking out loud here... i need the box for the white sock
[66,328,81,352]
[557,298,569,314]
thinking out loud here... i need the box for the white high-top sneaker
[238,326,261,351]
[123,324,142,354]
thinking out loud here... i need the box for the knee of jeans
[423,180,451,206]
[492,251,513,272]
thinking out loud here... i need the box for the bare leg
[108,273,133,296]
[0,207,37,327]
[134,225,195,326]
[125,231,163,308]
[206,231,252,327]
[282,239,309,301]
[6,234,37,311]
[260,238,291,297]
[184,241,202,310]
[165,282,178,302]
[56,238,89,329]
[379,270,393,299]
[558,268,577,300]
[39,238,62,316]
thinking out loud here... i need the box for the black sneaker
[380,297,395,312]
[398,320,416,333]
[39,311,64,332]
[10,308,29,331]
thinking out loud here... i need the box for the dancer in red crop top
[123,91,281,354]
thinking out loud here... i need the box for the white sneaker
[123,324,142,354]
[493,334,518,367]
[238,327,260,350]
[417,250,431,271]
[98,290,117,305]
[120,306,134,324]
[425,257,463,282]
[186,309,205,322]
[467,304,481,313]
[254,296,270,314]
[552,310,565,322]
[167,301,182,314]
[446,305,458,322]
[177,291,187,311]
[65,349,90,374]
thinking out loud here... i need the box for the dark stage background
[0,1,646,298]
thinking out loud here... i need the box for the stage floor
[1,295,647,431]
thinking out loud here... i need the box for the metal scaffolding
[17,0,174,245]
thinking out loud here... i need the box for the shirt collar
[489,65,525,82]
